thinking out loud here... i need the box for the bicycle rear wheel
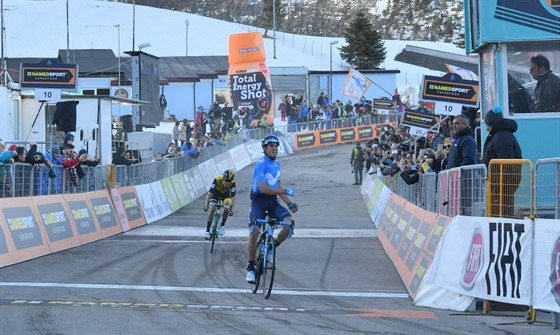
[251,239,264,294]
[263,236,276,299]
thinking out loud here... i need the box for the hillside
[124,0,464,46]
[1,0,466,90]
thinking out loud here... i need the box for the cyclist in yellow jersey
[203,169,236,239]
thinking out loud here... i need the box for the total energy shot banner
[228,32,273,115]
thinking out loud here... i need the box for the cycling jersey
[250,155,281,200]
[209,175,236,198]
[249,155,291,226]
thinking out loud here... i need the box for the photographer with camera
[350,141,366,185]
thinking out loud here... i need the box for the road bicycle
[207,200,230,254]
[251,217,294,299]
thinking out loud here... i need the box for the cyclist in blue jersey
[245,135,299,284]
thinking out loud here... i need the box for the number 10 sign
[35,88,61,102]
[434,101,462,116]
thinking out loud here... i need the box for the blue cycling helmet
[261,135,280,147]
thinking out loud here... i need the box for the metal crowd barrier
[388,159,554,221]
[388,164,488,217]
[534,158,560,219]
[487,159,532,219]
[460,164,487,217]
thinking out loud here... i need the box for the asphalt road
[0,143,555,334]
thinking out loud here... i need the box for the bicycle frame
[251,217,294,299]
[208,200,230,254]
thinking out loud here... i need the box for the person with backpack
[350,141,366,185]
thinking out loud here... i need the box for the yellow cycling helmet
[223,169,234,181]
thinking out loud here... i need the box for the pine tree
[254,0,287,38]
[339,11,386,70]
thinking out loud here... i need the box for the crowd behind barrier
[0,113,397,197]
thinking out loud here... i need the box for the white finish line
[0,282,407,299]
[124,227,378,238]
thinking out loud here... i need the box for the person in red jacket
[62,144,85,187]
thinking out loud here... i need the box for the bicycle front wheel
[251,238,264,294]
[210,216,220,254]
[263,236,276,299]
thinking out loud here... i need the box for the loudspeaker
[55,101,78,132]
[120,115,133,133]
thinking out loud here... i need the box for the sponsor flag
[445,64,479,81]
[342,68,372,100]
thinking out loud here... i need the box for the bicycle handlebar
[209,203,231,209]
[254,218,295,237]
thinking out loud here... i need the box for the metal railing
[534,158,560,219]
[1,114,398,197]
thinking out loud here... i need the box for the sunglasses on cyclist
[443,145,451,149]
[224,179,233,183]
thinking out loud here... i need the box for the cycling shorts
[248,195,291,227]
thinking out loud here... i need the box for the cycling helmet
[261,135,280,147]
[223,169,234,181]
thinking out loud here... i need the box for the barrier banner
[426,216,533,306]
[533,218,560,313]
[150,181,173,219]
[33,195,80,252]
[64,193,103,244]
[356,125,375,141]
[213,151,236,179]
[361,177,390,227]
[317,129,338,145]
[110,189,130,231]
[171,173,192,207]
[228,145,252,171]
[186,168,207,199]
[378,194,406,237]
[0,198,51,267]
[111,186,146,231]
[86,190,122,238]
[295,133,316,149]
[339,127,356,143]
[187,167,212,200]
[135,183,161,224]
[424,213,451,258]
[160,177,182,213]
[198,160,219,190]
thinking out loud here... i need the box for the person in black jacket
[483,105,523,218]
[112,146,135,166]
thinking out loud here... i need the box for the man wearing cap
[483,105,523,218]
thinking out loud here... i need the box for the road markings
[123,227,378,238]
[0,298,434,319]
[0,281,405,299]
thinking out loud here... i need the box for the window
[506,41,560,114]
